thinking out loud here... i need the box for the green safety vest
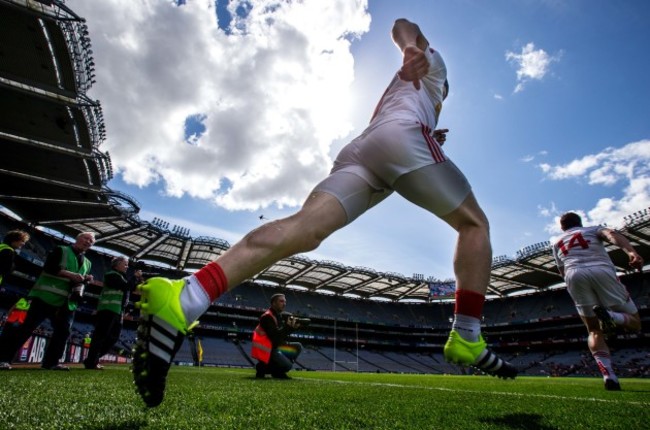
[97,270,127,315]
[0,243,14,284]
[29,246,91,307]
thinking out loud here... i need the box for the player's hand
[398,45,429,90]
[433,128,449,146]
[70,273,84,283]
[629,253,644,271]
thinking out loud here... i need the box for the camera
[283,313,311,327]
[294,317,311,327]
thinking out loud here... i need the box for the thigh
[313,171,392,224]
[565,269,598,316]
[268,349,292,373]
[393,160,471,218]
[354,120,449,185]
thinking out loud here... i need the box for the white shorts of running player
[564,265,638,317]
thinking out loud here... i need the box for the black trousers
[84,310,122,367]
[258,342,303,376]
[0,297,73,368]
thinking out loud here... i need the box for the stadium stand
[0,0,648,377]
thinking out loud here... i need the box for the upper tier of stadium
[1,0,649,301]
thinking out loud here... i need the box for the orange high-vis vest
[251,309,276,364]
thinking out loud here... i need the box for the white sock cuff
[179,275,212,324]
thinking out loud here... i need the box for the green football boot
[132,277,190,407]
[444,330,517,379]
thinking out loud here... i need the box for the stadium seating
[0,214,648,375]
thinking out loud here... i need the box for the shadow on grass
[93,419,148,430]
[480,413,558,430]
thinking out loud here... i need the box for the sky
[65,0,650,280]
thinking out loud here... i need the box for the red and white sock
[592,350,617,382]
[451,289,486,342]
[180,262,228,324]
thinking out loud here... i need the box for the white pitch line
[295,377,650,407]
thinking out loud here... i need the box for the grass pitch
[0,366,648,429]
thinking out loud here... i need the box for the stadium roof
[2,0,649,302]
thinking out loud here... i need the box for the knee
[276,223,328,254]
[465,210,490,233]
[298,229,328,253]
[453,208,490,239]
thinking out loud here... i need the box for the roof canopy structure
[2,0,649,301]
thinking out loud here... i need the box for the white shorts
[564,266,638,317]
[314,120,471,223]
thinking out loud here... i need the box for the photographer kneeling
[251,293,308,379]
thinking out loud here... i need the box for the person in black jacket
[251,293,303,379]
[84,256,142,369]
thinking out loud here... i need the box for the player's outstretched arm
[601,228,644,271]
[392,19,429,90]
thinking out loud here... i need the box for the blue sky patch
[184,113,207,145]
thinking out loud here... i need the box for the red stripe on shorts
[420,123,445,163]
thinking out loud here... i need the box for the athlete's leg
[392,163,491,297]
[438,192,492,296]
[585,267,642,333]
[436,194,516,377]
[616,311,641,331]
[581,315,620,389]
[393,164,513,378]
[133,171,385,406]
[180,171,389,325]
[597,293,642,332]
[217,191,348,289]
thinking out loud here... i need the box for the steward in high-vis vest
[0,232,95,371]
[0,229,30,286]
[84,256,142,370]
[251,293,303,379]
[0,231,31,335]
[5,298,31,327]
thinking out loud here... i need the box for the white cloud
[537,202,557,218]
[68,0,370,211]
[539,139,650,232]
[521,150,547,163]
[506,42,561,93]
[493,93,503,100]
